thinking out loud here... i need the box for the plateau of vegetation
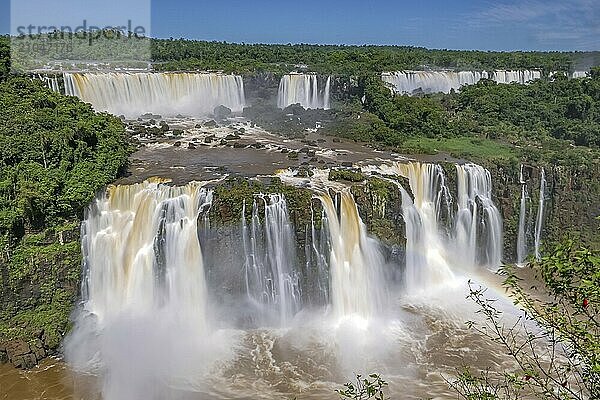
[0,68,131,352]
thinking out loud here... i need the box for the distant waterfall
[490,70,541,84]
[64,72,246,118]
[35,74,60,92]
[277,74,331,109]
[242,194,302,326]
[382,162,503,289]
[516,165,528,266]
[382,69,541,95]
[317,191,384,319]
[534,168,547,261]
[571,71,588,78]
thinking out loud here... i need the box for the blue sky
[1,0,598,51]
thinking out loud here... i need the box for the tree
[450,241,600,399]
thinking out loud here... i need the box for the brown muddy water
[1,273,527,400]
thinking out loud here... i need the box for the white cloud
[467,0,599,50]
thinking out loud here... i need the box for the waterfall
[317,191,383,319]
[381,162,503,290]
[35,74,60,92]
[397,163,455,289]
[64,72,246,118]
[277,74,331,109]
[516,165,528,266]
[382,70,489,94]
[382,69,541,95]
[534,168,547,261]
[571,71,588,78]
[242,194,302,326]
[80,179,213,323]
[455,164,503,269]
[490,69,541,84]
[305,204,331,306]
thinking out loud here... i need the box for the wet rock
[341,161,353,167]
[288,152,299,160]
[204,120,218,127]
[31,339,46,361]
[214,105,232,120]
[301,140,318,147]
[333,138,342,143]
[0,342,7,364]
[187,143,196,150]
[224,134,241,141]
[172,129,184,137]
[4,340,38,369]
[232,142,246,148]
[141,113,161,120]
[204,135,215,144]
[173,141,182,147]
[237,127,245,134]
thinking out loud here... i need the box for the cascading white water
[80,179,213,324]
[382,69,541,95]
[242,194,302,326]
[277,74,331,109]
[317,191,384,319]
[455,163,503,269]
[36,74,60,92]
[68,179,217,400]
[534,168,547,261]
[516,165,528,266]
[382,70,489,94]
[571,71,588,78]
[396,163,455,289]
[381,162,503,290]
[307,204,331,305]
[64,72,246,118]
[490,69,541,84]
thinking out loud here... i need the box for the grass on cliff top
[399,136,518,161]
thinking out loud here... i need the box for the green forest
[0,66,130,348]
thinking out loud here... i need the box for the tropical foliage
[451,241,600,399]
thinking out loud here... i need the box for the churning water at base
[64,72,246,118]
[277,74,331,109]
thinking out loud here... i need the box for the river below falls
[1,272,528,400]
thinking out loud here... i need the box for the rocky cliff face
[0,223,81,368]
[486,161,600,262]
